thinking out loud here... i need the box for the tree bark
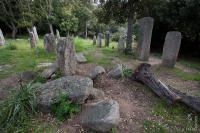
[48,23,54,35]
[85,21,88,39]
[125,15,133,54]
[11,27,17,39]
[131,63,200,112]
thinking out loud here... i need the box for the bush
[0,83,37,132]
[51,94,80,121]
[5,43,17,50]
[111,32,121,42]
[122,65,133,78]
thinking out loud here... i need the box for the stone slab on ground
[76,53,87,63]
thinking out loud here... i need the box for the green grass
[147,99,200,133]
[155,66,200,81]
[0,38,55,79]
[179,59,200,70]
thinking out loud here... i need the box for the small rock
[87,66,106,79]
[76,53,87,63]
[40,63,58,79]
[107,64,123,79]
[81,100,120,132]
[37,62,53,69]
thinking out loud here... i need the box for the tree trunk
[48,23,54,35]
[85,21,88,39]
[131,63,200,112]
[11,27,17,39]
[125,15,133,54]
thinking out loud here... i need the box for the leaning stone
[81,100,120,132]
[93,35,97,45]
[76,53,87,63]
[137,17,154,61]
[0,29,5,46]
[44,33,56,52]
[57,37,77,75]
[107,64,123,79]
[33,26,39,41]
[56,29,60,39]
[29,32,36,48]
[87,66,106,79]
[40,63,58,79]
[162,31,182,67]
[36,76,105,113]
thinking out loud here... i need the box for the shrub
[33,76,48,83]
[122,65,133,78]
[5,43,17,50]
[0,83,37,132]
[51,94,80,121]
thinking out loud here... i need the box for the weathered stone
[76,53,87,63]
[81,100,120,132]
[37,62,54,69]
[36,76,105,112]
[97,33,102,47]
[105,31,110,47]
[162,31,182,67]
[108,64,123,79]
[93,35,97,45]
[33,26,39,41]
[44,33,56,52]
[29,32,36,48]
[19,71,37,81]
[137,17,154,61]
[0,29,5,46]
[56,37,77,75]
[118,35,126,51]
[56,29,60,39]
[87,66,106,79]
[40,63,58,79]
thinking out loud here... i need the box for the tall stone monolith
[105,31,110,47]
[44,33,56,52]
[162,31,182,67]
[29,32,36,48]
[137,17,154,61]
[0,29,5,46]
[97,33,102,47]
[33,26,39,41]
[56,37,77,75]
[118,35,126,52]
[93,35,97,45]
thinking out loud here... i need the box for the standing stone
[44,33,56,52]
[162,31,182,67]
[0,29,5,46]
[33,26,39,41]
[29,32,36,48]
[105,31,110,47]
[97,33,102,47]
[93,35,97,45]
[137,17,154,61]
[118,35,126,51]
[56,37,77,75]
[56,29,60,39]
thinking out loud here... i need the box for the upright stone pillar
[0,29,5,46]
[56,29,60,39]
[29,32,36,48]
[118,35,126,51]
[97,33,102,47]
[56,37,77,75]
[33,26,39,41]
[162,31,182,67]
[105,31,110,47]
[137,17,154,61]
[44,33,56,52]
[93,35,97,45]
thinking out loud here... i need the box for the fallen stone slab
[87,66,106,79]
[76,53,87,63]
[36,76,105,113]
[81,100,120,132]
[37,62,53,69]
[107,64,123,79]
[40,63,58,79]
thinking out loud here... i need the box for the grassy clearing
[0,38,55,79]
